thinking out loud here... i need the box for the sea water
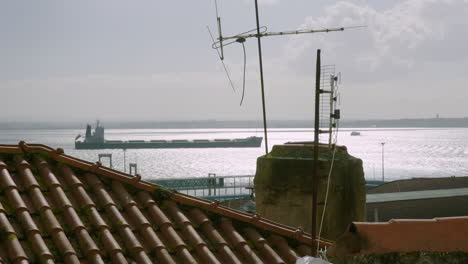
[1,128,468,181]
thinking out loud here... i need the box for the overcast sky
[1,0,467,122]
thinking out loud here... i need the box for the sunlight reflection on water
[2,128,468,181]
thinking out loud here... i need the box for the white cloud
[284,0,468,75]
[276,0,468,119]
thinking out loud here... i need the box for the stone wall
[254,143,366,240]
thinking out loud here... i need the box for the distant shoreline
[2,117,468,130]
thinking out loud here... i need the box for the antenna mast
[209,2,357,253]
[209,0,358,156]
[253,0,269,155]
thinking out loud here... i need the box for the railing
[148,174,386,201]
[149,174,255,201]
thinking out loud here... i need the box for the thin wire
[239,41,246,106]
[207,26,236,92]
[316,120,340,255]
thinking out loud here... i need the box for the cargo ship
[74,122,263,149]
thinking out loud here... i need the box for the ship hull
[75,137,263,149]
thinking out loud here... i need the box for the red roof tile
[329,216,468,257]
[0,142,330,263]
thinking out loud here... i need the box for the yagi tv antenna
[208,0,363,155]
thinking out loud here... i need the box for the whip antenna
[215,0,224,60]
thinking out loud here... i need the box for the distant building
[367,177,468,222]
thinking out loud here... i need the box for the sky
[1,0,467,122]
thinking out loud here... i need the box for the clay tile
[140,226,165,249]
[107,206,129,228]
[15,159,31,170]
[55,148,64,155]
[210,200,220,208]
[63,253,81,264]
[6,236,28,263]
[294,227,305,240]
[28,233,54,260]
[220,218,246,246]
[43,209,63,234]
[96,190,116,209]
[164,227,186,249]
[34,157,50,169]
[111,181,137,207]
[245,228,284,264]
[54,232,78,257]
[61,167,85,189]
[185,225,207,247]
[136,191,156,207]
[8,190,28,213]
[100,229,124,252]
[146,203,172,227]
[120,227,144,253]
[90,162,102,172]
[0,160,7,170]
[270,235,300,263]
[18,211,40,235]
[190,208,211,226]
[75,188,96,208]
[76,228,100,255]
[132,174,142,183]
[17,168,41,192]
[153,248,176,264]
[250,213,260,223]
[244,228,265,245]
[88,207,110,230]
[63,207,85,232]
[0,169,18,189]
[127,206,151,229]
[177,249,197,264]
[166,202,190,224]
[133,250,152,264]
[18,141,30,153]
[20,194,37,214]
[297,245,312,257]
[30,188,50,212]
[0,213,15,234]
[109,252,128,264]
[51,187,73,208]
[84,173,102,187]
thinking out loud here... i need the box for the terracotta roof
[328,216,468,257]
[0,142,329,263]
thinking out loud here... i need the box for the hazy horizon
[3,116,468,130]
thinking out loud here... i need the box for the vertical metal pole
[123,149,127,173]
[312,49,321,251]
[381,142,385,181]
[208,173,211,196]
[329,75,335,147]
[254,0,269,155]
[214,174,217,197]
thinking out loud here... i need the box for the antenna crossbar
[222,26,346,41]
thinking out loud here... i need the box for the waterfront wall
[254,143,366,240]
